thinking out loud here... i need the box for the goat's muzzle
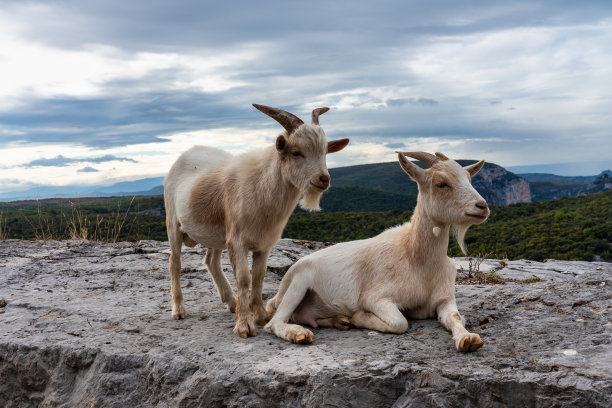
[465,200,489,221]
[310,175,330,191]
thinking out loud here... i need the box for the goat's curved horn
[311,107,330,125]
[398,152,440,167]
[434,152,449,161]
[253,104,304,134]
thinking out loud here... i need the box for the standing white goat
[265,151,489,352]
[163,104,349,338]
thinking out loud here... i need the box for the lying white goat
[164,104,349,338]
[265,151,489,352]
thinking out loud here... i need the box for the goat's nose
[319,174,330,185]
[475,200,488,210]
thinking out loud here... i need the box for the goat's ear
[327,138,349,154]
[397,152,424,183]
[276,135,287,152]
[465,160,485,177]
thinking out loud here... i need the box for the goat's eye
[436,182,450,189]
[292,151,303,157]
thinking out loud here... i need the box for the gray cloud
[4,1,609,51]
[384,142,406,149]
[387,98,439,107]
[25,155,137,168]
[0,0,611,173]
[77,166,100,173]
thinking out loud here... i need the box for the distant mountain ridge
[528,171,612,201]
[3,161,610,208]
[519,170,611,182]
[0,177,164,201]
[0,160,530,208]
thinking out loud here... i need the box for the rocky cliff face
[469,162,531,206]
[1,239,610,407]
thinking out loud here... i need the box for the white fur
[162,106,348,338]
[265,152,489,352]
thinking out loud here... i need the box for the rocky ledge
[0,239,610,407]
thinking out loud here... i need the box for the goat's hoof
[332,316,352,330]
[288,327,313,345]
[234,317,256,338]
[172,304,186,320]
[253,307,271,326]
[456,333,484,352]
[226,295,238,313]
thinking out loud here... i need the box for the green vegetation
[330,161,419,196]
[0,196,166,242]
[286,190,612,261]
[285,210,411,242]
[315,186,415,212]
[1,190,610,262]
[529,180,591,201]
[459,190,612,261]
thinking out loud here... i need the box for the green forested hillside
[330,162,419,196]
[316,186,415,212]
[454,190,611,261]
[0,196,167,242]
[529,180,592,201]
[286,190,612,261]
[329,159,528,207]
[1,190,610,262]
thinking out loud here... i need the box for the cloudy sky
[1,0,611,195]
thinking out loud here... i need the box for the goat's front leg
[250,249,271,326]
[350,298,408,334]
[227,243,256,338]
[437,299,483,352]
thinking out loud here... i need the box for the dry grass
[64,204,89,240]
[467,252,494,278]
[22,203,55,241]
[20,196,137,243]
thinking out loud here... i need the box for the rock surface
[1,239,610,407]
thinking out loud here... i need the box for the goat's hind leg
[205,248,237,313]
[316,316,352,330]
[264,270,314,344]
[265,260,300,317]
[350,299,408,334]
[168,224,186,320]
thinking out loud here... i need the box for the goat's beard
[451,224,471,255]
[299,188,323,212]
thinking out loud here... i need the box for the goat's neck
[255,149,301,217]
[400,203,450,266]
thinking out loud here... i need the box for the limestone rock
[1,239,610,407]
[471,162,531,205]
